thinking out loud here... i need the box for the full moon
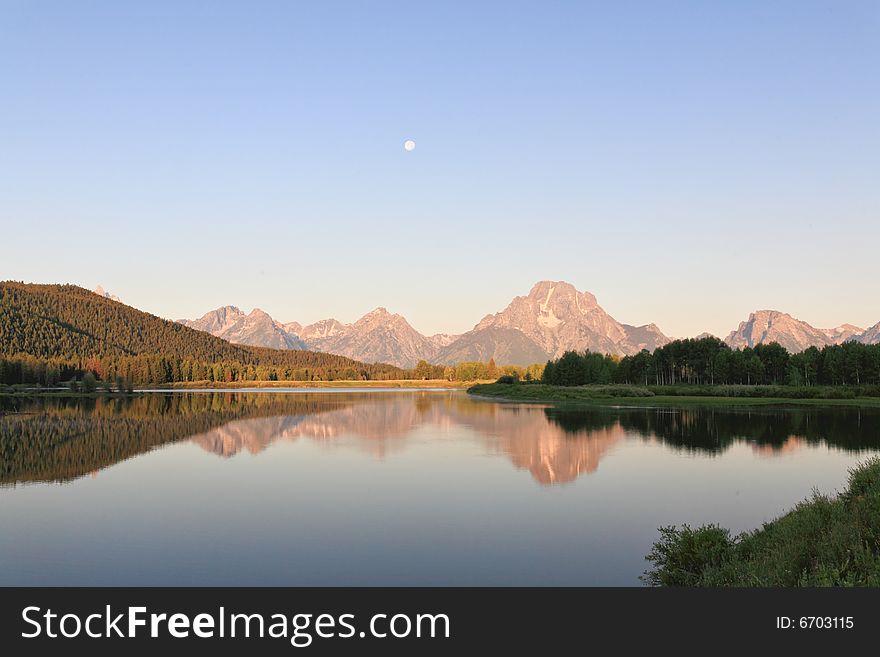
[404,139,416,152]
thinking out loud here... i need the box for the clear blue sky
[2,1,878,338]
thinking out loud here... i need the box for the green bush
[585,385,654,398]
[642,524,735,586]
[81,371,97,393]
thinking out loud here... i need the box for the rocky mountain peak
[444,281,668,364]
[358,307,395,322]
[93,285,121,303]
[724,309,869,353]
[823,324,865,343]
[178,305,305,351]
[206,305,243,320]
[299,318,345,340]
[859,322,880,345]
[527,280,598,309]
[179,306,245,334]
[301,308,438,368]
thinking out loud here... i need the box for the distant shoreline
[467,383,880,408]
[155,379,486,390]
[0,379,489,397]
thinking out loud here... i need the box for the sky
[1,1,878,338]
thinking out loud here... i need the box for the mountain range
[178,281,673,367]
[171,280,880,368]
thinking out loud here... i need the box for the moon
[404,139,416,152]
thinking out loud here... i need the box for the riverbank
[467,383,880,407]
[0,379,491,397]
[156,379,487,389]
[642,457,880,586]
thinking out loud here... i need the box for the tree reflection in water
[2,392,879,486]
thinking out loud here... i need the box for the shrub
[641,524,735,586]
[81,371,97,393]
[587,385,654,398]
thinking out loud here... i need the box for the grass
[467,383,880,408]
[645,383,880,399]
[642,458,880,586]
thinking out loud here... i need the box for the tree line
[0,353,548,387]
[541,336,880,387]
[0,353,403,387]
[411,359,544,382]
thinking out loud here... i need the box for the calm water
[2,390,879,585]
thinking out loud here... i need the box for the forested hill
[1,282,243,359]
[0,282,405,382]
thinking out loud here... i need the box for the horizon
[10,277,879,341]
[2,2,878,338]
[107,278,880,338]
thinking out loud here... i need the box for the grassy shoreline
[643,458,880,586]
[467,383,880,408]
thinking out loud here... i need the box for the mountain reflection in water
[2,391,879,487]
